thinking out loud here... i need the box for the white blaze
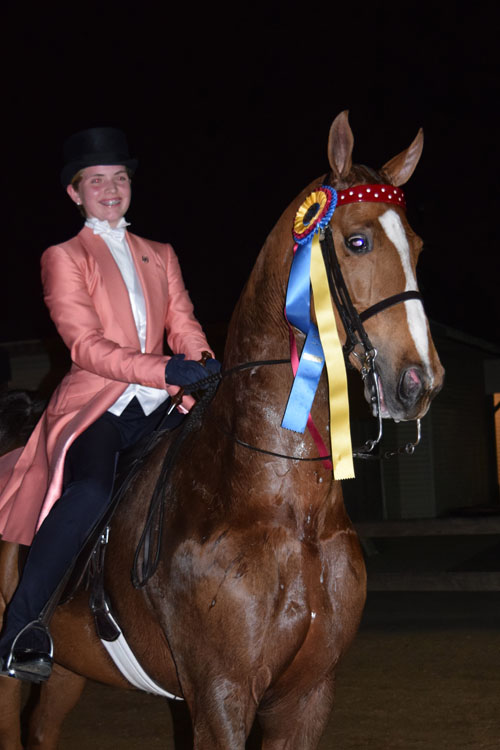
[378,210,433,383]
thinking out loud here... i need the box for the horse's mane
[0,390,45,454]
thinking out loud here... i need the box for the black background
[1,1,498,348]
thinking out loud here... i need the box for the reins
[131,373,220,588]
[131,190,425,586]
[218,359,421,462]
[132,223,425,585]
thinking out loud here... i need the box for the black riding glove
[165,354,221,393]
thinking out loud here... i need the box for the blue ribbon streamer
[281,238,325,433]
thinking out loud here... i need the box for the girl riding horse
[0,127,220,682]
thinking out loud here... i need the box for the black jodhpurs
[0,396,180,657]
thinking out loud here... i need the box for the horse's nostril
[399,367,424,402]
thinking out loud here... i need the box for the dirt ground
[22,591,499,750]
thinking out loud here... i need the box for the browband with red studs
[336,184,406,210]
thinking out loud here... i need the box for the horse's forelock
[325,164,390,190]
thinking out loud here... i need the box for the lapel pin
[142,256,149,263]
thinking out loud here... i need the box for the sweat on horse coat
[0,226,213,546]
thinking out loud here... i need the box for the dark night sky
[1,2,498,349]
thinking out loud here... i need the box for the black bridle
[319,225,423,356]
[318,224,423,456]
[218,222,423,461]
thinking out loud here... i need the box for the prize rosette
[293,185,337,245]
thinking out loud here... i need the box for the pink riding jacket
[0,226,213,545]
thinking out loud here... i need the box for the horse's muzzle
[393,365,443,420]
[398,366,426,408]
[369,359,444,422]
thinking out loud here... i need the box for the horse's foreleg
[25,664,86,750]
[0,541,23,750]
[258,675,335,750]
[168,698,194,750]
[187,681,256,750]
[0,677,23,750]
[0,542,20,626]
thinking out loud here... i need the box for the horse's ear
[381,128,424,186]
[328,111,354,180]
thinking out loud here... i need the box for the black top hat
[60,127,138,187]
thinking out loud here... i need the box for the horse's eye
[345,234,371,254]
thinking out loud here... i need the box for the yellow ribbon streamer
[310,232,355,479]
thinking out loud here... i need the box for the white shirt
[85,217,168,416]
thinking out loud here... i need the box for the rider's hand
[165,354,221,393]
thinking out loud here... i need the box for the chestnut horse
[0,111,443,749]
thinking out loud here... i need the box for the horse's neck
[224,224,292,367]
[202,222,339,518]
[223,181,321,367]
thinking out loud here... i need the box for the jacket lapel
[77,227,140,347]
[127,233,169,349]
